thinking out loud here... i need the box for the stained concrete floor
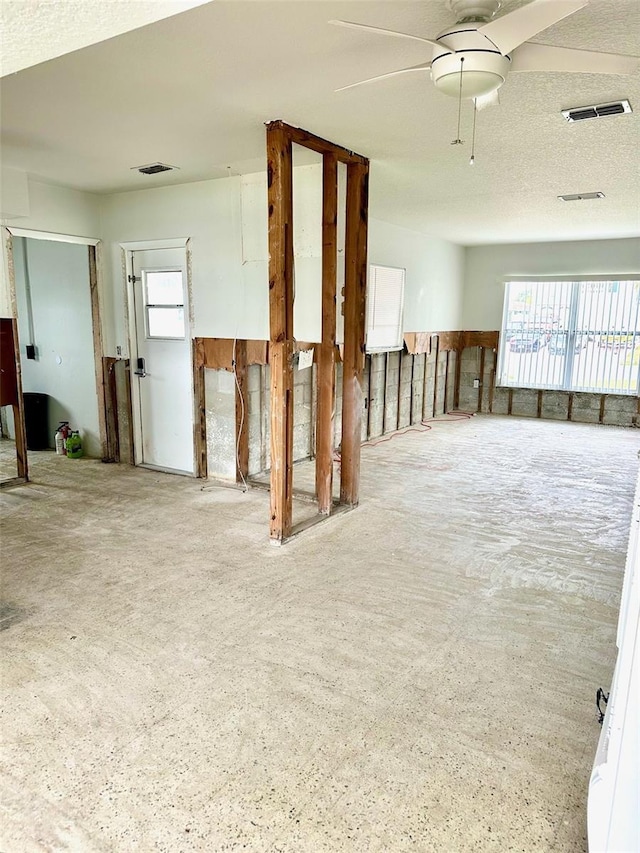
[1,415,637,852]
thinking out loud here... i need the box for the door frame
[121,237,199,476]
[2,226,106,483]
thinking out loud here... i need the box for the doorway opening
[1,228,106,487]
[123,240,195,476]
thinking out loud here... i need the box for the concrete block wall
[459,345,638,427]
[205,346,460,480]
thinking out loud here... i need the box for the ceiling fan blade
[474,90,500,110]
[478,0,588,56]
[329,20,447,51]
[336,62,432,92]
[511,42,640,74]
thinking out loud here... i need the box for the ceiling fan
[331,0,640,109]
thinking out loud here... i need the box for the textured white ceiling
[0,0,213,76]
[1,0,639,244]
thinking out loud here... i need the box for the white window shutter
[366,265,405,353]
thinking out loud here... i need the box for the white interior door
[131,247,194,474]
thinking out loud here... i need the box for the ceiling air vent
[558,192,605,202]
[561,100,632,122]
[133,162,178,175]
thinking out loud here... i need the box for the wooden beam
[396,349,404,429]
[234,339,249,483]
[537,389,543,419]
[507,388,514,416]
[102,357,119,462]
[340,160,369,506]
[478,346,485,413]
[599,394,606,424]
[192,338,207,478]
[268,120,368,166]
[382,352,389,433]
[567,392,574,421]
[88,246,108,461]
[453,345,462,410]
[488,349,497,414]
[11,319,28,480]
[315,152,338,514]
[267,122,295,540]
[432,335,440,416]
[444,350,450,413]
[461,330,500,350]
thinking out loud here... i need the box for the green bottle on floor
[65,431,83,459]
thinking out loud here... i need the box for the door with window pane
[132,248,194,474]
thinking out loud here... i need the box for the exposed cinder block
[541,391,569,421]
[491,387,510,416]
[205,368,236,480]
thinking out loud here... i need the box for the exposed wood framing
[234,338,249,484]
[508,388,514,416]
[340,160,369,505]
[192,338,207,478]
[432,335,440,416]
[102,357,119,462]
[478,347,485,413]
[488,349,497,413]
[599,394,606,425]
[382,352,389,433]
[267,122,295,540]
[567,393,574,421]
[537,389,543,419]
[315,152,338,514]
[11,321,27,481]
[453,345,462,410]
[396,350,404,426]
[88,246,108,461]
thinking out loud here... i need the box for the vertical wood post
[234,338,249,483]
[11,319,28,480]
[192,338,208,478]
[340,161,369,506]
[432,336,440,416]
[454,346,463,410]
[315,153,338,514]
[88,246,108,461]
[267,123,295,540]
[477,346,485,413]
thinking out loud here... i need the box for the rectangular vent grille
[562,100,632,122]
[558,192,605,202]
[134,162,177,175]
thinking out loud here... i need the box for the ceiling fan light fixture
[431,50,510,98]
[434,69,504,98]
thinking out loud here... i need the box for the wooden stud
[88,246,108,461]
[340,160,369,507]
[537,389,543,419]
[599,394,606,424]
[192,338,207,478]
[409,354,416,425]
[234,339,249,483]
[366,356,372,440]
[478,346,485,413]
[567,392,574,421]
[453,345,463,410]
[382,352,389,433]
[488,349,497,414]
[444,350,451,413]
[10,318,28,480]
[432,335,440,416]
[507,388,514,416]
[266,122,295,540]
[102,356,119,462]
[396,349,403,429]
[315,152,338,515]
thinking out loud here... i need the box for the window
[498,279,640,395]
[366,265,405,353]
[143,269,185,339]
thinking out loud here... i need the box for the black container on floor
[23,392,50,450]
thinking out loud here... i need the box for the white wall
[100,165,465,356]
[369,218,464,332]
[0,176,101,319]
[463,238,640,330]
[13,237,101,457]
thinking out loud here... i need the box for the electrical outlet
[473,378,480,388]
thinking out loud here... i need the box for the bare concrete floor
[1,415,637,852]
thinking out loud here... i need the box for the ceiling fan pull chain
[470,100,477,165]
[451,56,465,145]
